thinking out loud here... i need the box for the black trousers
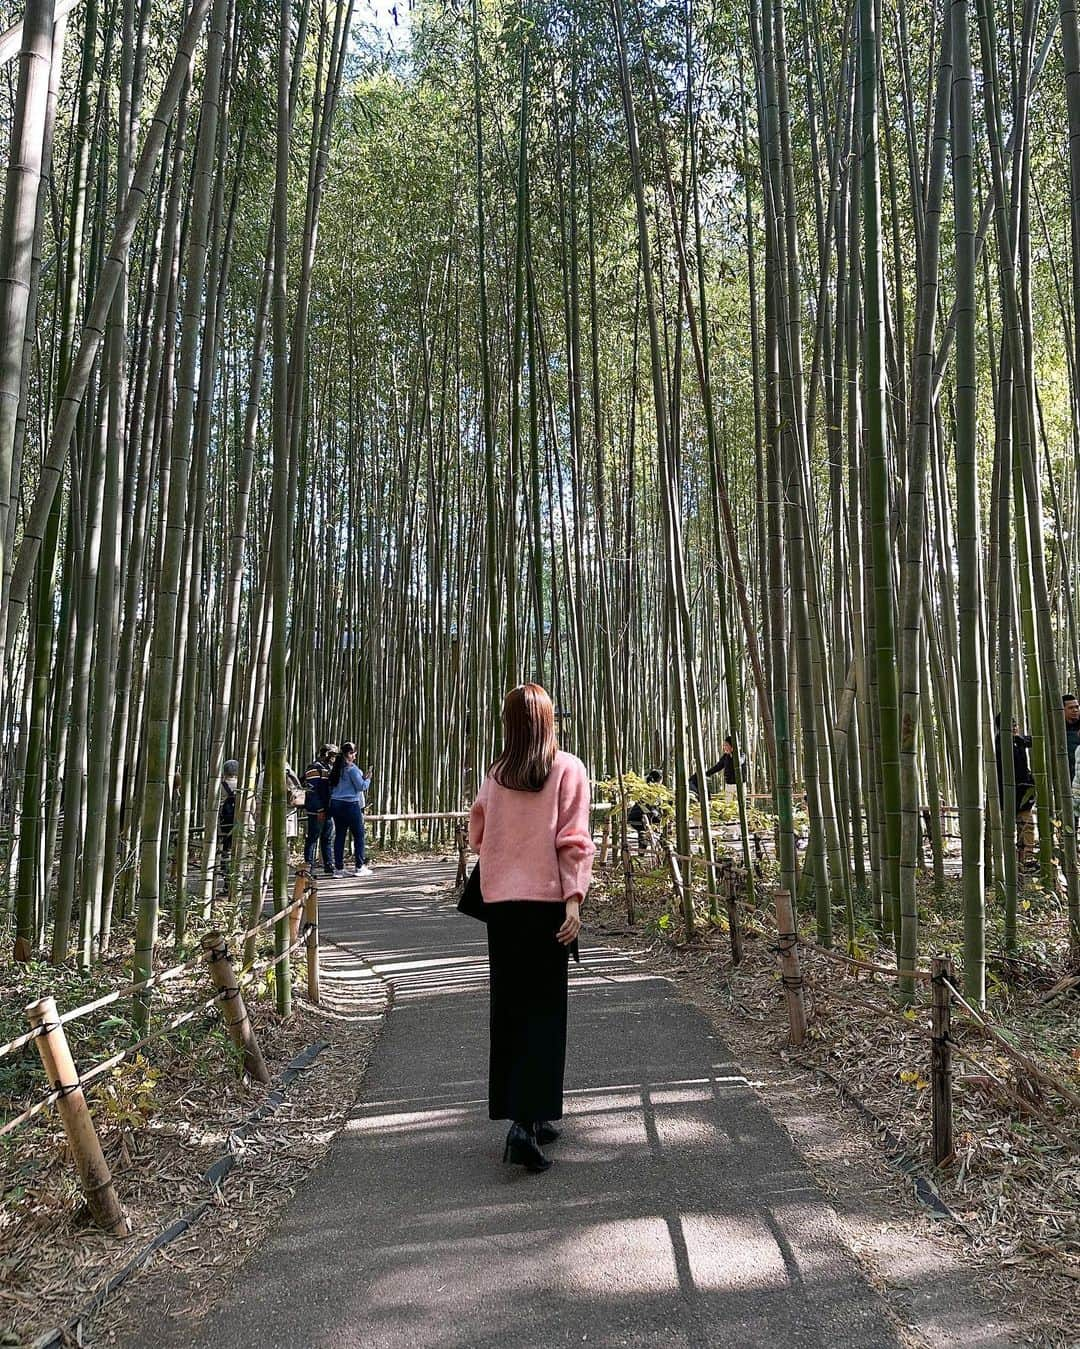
[486,902,569,1124]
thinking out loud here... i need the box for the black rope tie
[780,973,805,991]
[219,985,243,1002]
[301,922,316,939]
[773,931,798,956]
[208,944,230,964]
[931,1032,954,1048]
[53,1079,82,1099]
[38,1019,62,1036]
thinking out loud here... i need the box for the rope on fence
[1,921,312,1137]
[0,895,306,1065]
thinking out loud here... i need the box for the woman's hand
[556,899,581,946]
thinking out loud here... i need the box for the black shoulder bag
[456,860,486,921]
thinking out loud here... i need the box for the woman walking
[328,742,372,877]
[469,684,595,1173]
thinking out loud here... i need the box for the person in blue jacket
[303,743,337,877]
[329,742,372,877]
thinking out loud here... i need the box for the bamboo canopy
[0,0,1076,1015]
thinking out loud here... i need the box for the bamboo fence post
[201,932,270,1084]
[661,835,686,917]
[931,954,955,1165]
[752,830,764,875]
[454,822,467,888]
[305,876,320,1005]
[598,812,611,865]
[723,860,744,966]
[773,889,807,1046]
[289,865,306,945]
[24,997,130,1236]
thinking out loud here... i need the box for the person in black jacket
[994,715,1036,869]
[711,735,747,796]
[690,735,747,798]
[627,770,664,853]
[303,743,337,877]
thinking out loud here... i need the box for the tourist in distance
[628,769,664,853]
[303,742,337,878]
[217,758,240,889]
[1064,694,1080,781]
[710,734,747,796]
[469,683,595,1173]
[994,715,1037,871]
[328,742,372,878]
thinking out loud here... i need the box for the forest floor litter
[2,851,1077,1348]
[586,858,1079,1349]
[0,903,388,1349]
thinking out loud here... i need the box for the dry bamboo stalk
[944,976,1080,1111]
[23,996,130,1236]
[773,889,807,1047]
[805,941,934,982]
[201,933,270,1084]
[305,877,319,1005]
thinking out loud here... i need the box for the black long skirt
[486,901,569,1123]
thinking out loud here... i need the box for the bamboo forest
[1,0,1078,1345]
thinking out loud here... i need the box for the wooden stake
[598,813,611,866]
[201,933,270,1084]
[24,997,130,1236]
[723,861,744,966]
[931,954,955,1166]
[289,865,307,945]
[773,889,807,1046]
[305,877,320,1005]
[454,822,467,888]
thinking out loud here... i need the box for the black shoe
[535,1121,561,1145]
[502,1123,551,1172]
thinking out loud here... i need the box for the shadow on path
[176,862,905,1348]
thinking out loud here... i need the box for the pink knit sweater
[468,750,595,905]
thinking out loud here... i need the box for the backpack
[219,780,236,831]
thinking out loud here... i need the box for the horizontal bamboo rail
[803,941,935,983]
[0,895,306,1063]
[943,977,1080,1112]
[365,811,469,822]
[1,888,314,1148]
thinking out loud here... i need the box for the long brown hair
[329,741,356,790]
[489,684,557,791]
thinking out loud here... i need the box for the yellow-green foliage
[596,772,675,823]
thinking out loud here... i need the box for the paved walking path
[182,862,909,1347]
